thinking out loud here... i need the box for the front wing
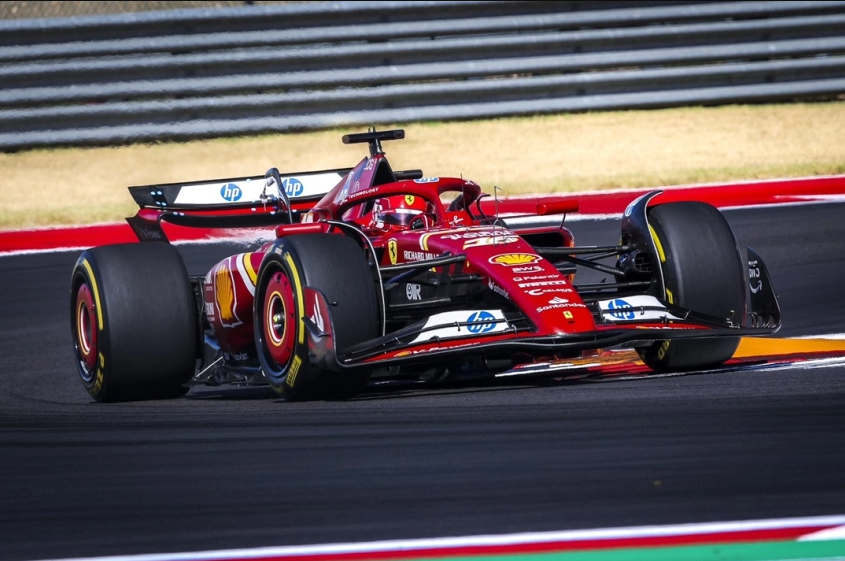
[304,248,782,372]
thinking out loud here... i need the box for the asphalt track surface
[2,202,845,561]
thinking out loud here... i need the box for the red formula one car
[70,129,781,401]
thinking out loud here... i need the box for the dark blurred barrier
[1,1,844,150]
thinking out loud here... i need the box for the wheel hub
[75,283,98,378]
[263,271,295,368]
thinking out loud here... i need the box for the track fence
[1,1,843,150]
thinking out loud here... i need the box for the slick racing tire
[637,202,745,372]
[254,234,379,401]
[70,243,198,402]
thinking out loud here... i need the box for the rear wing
[125,167,350,242]
[128,167,351,212]
[125,161,426,242]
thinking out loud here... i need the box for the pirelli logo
[286,355,303,388]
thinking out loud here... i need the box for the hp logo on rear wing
[220,184,242,202]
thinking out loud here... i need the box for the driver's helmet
[368,195,433,233]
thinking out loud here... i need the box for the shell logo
[489,253,540,266]
[214,263,241,326]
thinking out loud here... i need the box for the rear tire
[254,234,379,400]
[70,243,198,402]
[637,202,745,372]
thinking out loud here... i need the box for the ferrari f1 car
[70,129,781,402]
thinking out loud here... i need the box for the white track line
[497,173,845,199]
[0,246,92,257]
[37,515,845,561]
[792,333,845,340]
[802,526,845,541]
[0,233,275,257]
[4,193,845,257]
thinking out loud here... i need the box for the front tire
[70,243,198,402]
[254,234,379,400]
[638,202,745,372]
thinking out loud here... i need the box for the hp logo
[282,178,304,197]
[467,311,496,333]
[608,299,635,320]
[220,183,242,202]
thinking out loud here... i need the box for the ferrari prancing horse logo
[388,239,398,265]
